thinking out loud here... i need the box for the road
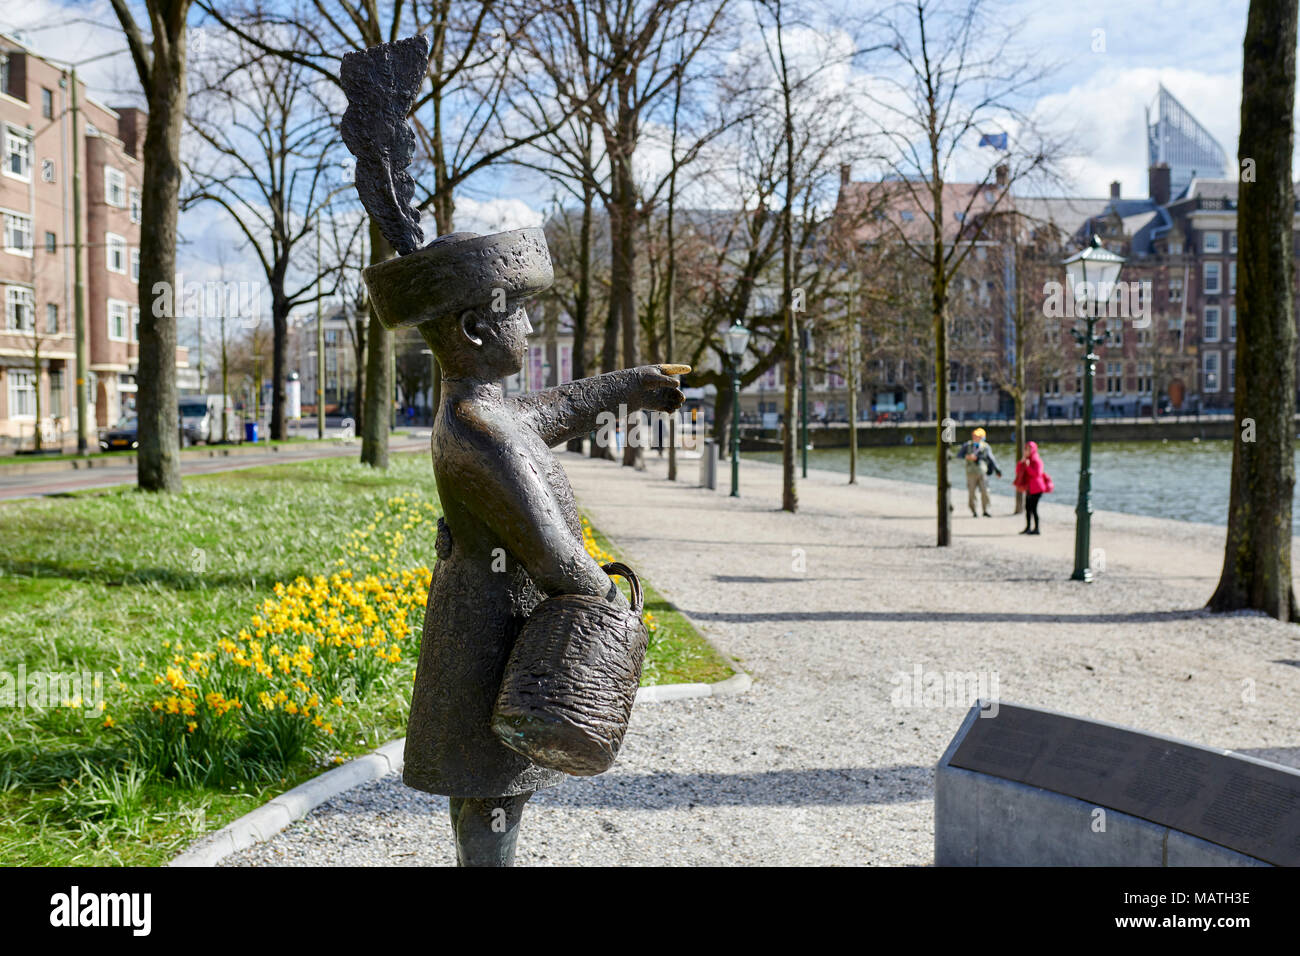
[0,434,429,500]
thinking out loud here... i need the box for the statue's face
[461,301,532,378]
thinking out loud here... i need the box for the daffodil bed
[0,452,731,865]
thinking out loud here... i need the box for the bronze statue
[341,36,685,866]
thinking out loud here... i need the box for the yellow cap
[973,428,986,439]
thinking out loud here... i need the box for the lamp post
[725,321,751,497]
[1063,235,1125,582]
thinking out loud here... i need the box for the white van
[180,394,239,444]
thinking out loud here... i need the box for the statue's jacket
[402,395,581,797]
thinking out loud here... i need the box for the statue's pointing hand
[637,365,690,414]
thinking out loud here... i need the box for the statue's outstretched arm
[512,366,686,448]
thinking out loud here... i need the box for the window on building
[1137,361,1153,394]
[1229,261,1236,293]
[1106,361,1124,395]
[1228,352,1236,392]
[49,368,63,417]
[1168,277,1183,302]
[7,369,36,418]
[1204,306,1220,342]
[129,306,139,342]
[129,188,141,223]
[130,248,140,283]
[1203,351,1220,392]
[41,87,53,119]
[1203,261,1221,295]
[1045,375,1061,396]
[0,55,7,97]
[45,302,57,334]
[4,126,32,181]
[901,210,914,222]
[6,286,35,330]
[1229,231,1237,253]
[108,298,128,341]
[1136,327,1152,347]
[106,232,126,273]
[105,167,126,207]
[44,230,55,253]
[1202,231,1222,253]
[1229,306,1236,342]
[3,212,32,255]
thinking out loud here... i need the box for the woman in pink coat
[1013,440,1053,535]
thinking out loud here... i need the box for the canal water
[748,439,1300,532]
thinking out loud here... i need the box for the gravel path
[222,451,1300,866]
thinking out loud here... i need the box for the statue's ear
[460,309,483,347]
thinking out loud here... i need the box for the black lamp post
[725,321,751,497]
[1063,235,1125,582]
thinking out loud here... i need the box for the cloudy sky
[0,0,1258,328]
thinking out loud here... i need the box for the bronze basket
[491,562,650,776]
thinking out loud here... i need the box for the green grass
[0,451,727,866]
[583,519,735,687]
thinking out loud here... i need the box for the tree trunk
[360,221,394,469]
[270,286,288,440]
[615,144,642,469]
[568,184,594,454]
[136,34,186,493]
[1014,238,1026,514]
[1209,0,1299,621]
[715,383,732,461]
[779,15,797,514]
[352,316,366,427]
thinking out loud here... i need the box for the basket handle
[602,562,643,615]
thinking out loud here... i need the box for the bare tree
[858,0,1058,545]
[184,24,349,439]
[1209,0,1299,622]
[109,0,196,492]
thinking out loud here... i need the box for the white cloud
[1036,66,1243,197]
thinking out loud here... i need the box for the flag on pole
[978,132,1008,150]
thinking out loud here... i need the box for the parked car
[99,416,138,451]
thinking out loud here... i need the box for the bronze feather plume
[339,34,430,257]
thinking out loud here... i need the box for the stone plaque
[949,702,1300,866]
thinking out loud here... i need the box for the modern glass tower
[1146,85,1229,200]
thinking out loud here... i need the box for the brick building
[0,34,189,448]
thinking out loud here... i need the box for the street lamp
[724,321,751,497]
[1062,235,1125,582]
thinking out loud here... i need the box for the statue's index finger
[658,364,691,376]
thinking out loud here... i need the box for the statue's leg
[448,793,533,867]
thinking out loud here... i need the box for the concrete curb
[168,738,406,867]
[634,671,752,702]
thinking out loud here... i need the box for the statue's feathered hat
[339,36,552,331]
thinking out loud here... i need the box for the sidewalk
[0,435,429,500]
[222,451,1300,866]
